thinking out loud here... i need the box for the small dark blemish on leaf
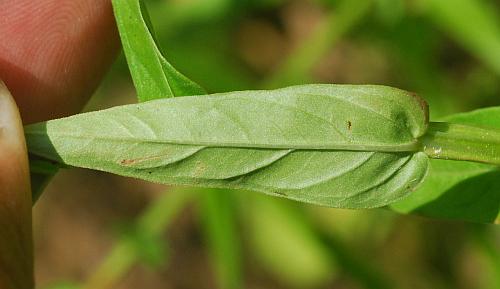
[347,120,352,131]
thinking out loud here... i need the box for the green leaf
[25,84,429,209]
[119,224,167,268]
[29,155,62,201]
[425,0,500,76]
[200,190,242,289]
[391,107,500,223]
[265,0,372,87]
[244,195,337,288]
[112,0,205,101]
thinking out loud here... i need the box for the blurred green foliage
[42,0,500,288]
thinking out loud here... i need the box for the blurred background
[34,0,500,288]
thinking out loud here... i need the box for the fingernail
[0,80,33,289]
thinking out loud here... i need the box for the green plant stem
[421,122,500,165]
[83,187,194,289]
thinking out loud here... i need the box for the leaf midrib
[25,129,421,152]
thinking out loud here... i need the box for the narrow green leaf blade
[425,0,500,75]
[391,107,500,223]
[244,196,338,287]
[200,190,242,289]
[25,84,429,208]
[112,0,205,101]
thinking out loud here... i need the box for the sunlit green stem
[421,122,500,165]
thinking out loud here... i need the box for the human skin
[0,0,119,288]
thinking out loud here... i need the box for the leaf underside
[25,84,429,208]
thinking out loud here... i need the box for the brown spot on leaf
[120,159,135,165]
[118,152,171,167]
[347,120,352,131]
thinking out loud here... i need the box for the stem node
[421,122,500,165]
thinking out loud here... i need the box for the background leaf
[199,190,242,289]
[244,195,337,288]
[265,0,373,87]
[424,0,500,76]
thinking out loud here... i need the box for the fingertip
[0,80,29,154]
[0,80,31,207]
[0,80,33,289]
[0,0,120,124]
